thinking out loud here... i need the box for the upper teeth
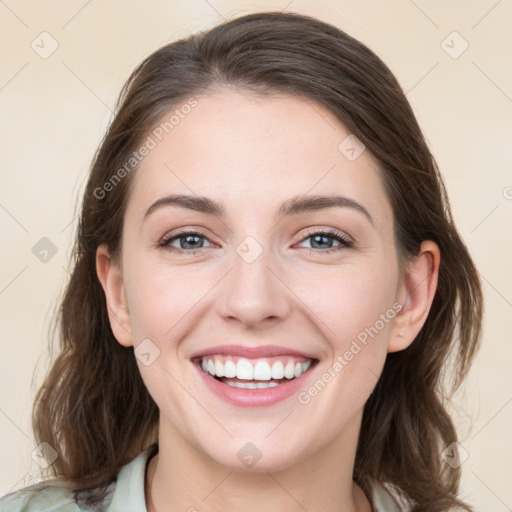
[200,356,312,380]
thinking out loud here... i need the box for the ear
[95,243,133,347]
[388,240,441,353]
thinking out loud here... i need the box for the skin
[96,89,440,512]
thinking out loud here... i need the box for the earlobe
[95,244,133,347]
[388,240,441,353]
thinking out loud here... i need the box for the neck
[145,412,373,512]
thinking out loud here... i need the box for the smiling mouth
[192,355,319,389]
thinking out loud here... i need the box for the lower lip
[193,361,318,408]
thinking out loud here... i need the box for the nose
[214,237,291,329]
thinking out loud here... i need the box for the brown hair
[32,11,483,511]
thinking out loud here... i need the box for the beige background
[1,1,511,510]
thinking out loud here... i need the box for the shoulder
[0,480,81,512]
[0,479,117,512]
[370,480,410,512]
[0,477,117,512]
[0,444,157,512]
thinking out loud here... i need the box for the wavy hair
[32,11,483,511]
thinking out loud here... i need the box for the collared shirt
[0,446,404,511]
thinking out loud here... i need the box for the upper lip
[190,344,318,360]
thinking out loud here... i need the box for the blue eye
[158,230,212,254]
[296,229,353,253]
[158,228,353,255]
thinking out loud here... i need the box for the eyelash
[157,228,353,256]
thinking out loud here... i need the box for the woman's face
[103,89,407,471]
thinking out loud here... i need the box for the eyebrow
[143,193,374,226]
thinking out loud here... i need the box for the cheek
[294,265,398,421]
[292,258,398,346]
[123,258,202,343]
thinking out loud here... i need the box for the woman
[0,11,482,512]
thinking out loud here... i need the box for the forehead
[126,89,393,230]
